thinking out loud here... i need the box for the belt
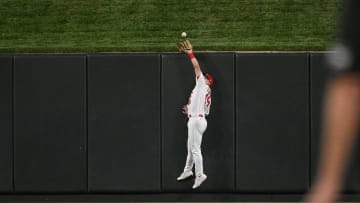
[188,114,204,118]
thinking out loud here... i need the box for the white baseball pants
[183,117,207,176]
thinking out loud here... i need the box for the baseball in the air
[181,32,187,38]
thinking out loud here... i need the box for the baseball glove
[176,39,192,52]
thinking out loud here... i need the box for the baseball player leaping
[176,40,214,189]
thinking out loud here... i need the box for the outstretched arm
[184,49,202,78]
[177,39,202,78]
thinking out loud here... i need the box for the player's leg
[191,117,207,188]
[306,73,360,203]
[184,120,195,172]
[177,119,194,181]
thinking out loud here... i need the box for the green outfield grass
[0,0,341,53]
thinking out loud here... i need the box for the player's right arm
[182,105,188,115]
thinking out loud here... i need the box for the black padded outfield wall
[88,54,161,192]
[14,55,87,192]
[310,53,360,193]
[0,53,357,201]
[310,53,329,188]
[0,56,13,192]
[236,54,309,192]
[162,53,235,192]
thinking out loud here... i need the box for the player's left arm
[185,49,202,78]
[177,39,202,78]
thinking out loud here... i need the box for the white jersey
[187,73,211,116]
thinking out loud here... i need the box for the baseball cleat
[192,174,207,189]
[176,171,193,181]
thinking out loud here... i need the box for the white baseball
[181,32,187,38]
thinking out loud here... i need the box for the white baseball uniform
[183,73,211,176]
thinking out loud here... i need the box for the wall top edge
[0,51,332,56]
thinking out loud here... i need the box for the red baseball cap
[205,73,214,87]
